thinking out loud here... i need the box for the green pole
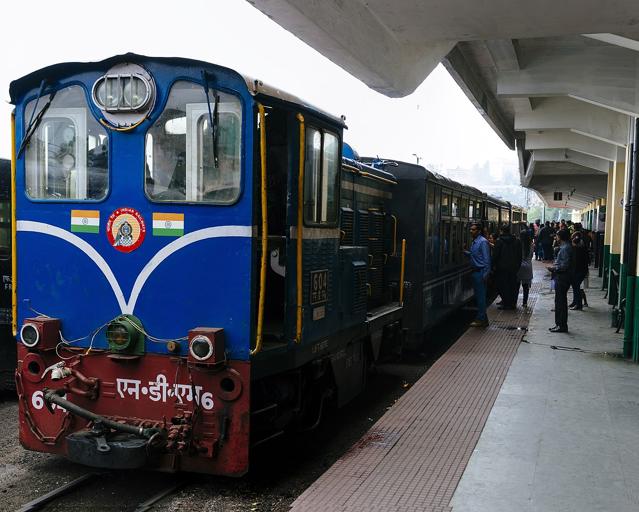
[608,253,621,305]
[633,279,639,362]
[602,244,610,286]
[624,275,635,358]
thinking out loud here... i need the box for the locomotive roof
[9,53,346,127]
[342,157,397,184]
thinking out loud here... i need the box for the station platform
[290,262,639,511]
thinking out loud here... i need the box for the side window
[460,196,468,219]
[25,85,108,200]
[441,220,451,267]
[304,127,339,225]
[425,185,435,274]
[145,81,242,204]
[441,190,450,216]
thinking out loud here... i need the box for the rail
[251,104,268,356]
[399,239,406,305]
[11,113,17,336]
[296,113,305,343]
[391,214,398,256]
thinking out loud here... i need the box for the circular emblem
[106,208,146,253]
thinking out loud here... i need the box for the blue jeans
[472,271,488,321]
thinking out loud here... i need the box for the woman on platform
[517,229,534,307]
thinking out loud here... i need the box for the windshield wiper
[18,80,57,158]
[201,71,219,168]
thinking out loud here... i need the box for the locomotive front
[10,55,255,475]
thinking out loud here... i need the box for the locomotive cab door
[257,104,290,346]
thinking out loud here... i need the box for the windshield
[24,85,109,200]
[145,81,242,204]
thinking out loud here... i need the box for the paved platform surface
[451,265,639,512]
[290,274,541,512]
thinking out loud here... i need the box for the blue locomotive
[9,54,515,475]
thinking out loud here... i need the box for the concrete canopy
[249,0,639,207]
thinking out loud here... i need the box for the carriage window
[304,127,339,225]
[145,81,242,204]
[451,195,459,217]
[25,86,108,200]
[441,191,450,216]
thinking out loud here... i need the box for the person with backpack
[492,225,523,310]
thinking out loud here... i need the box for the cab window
[304,127,339,225]
[24,85,108,200]
[145,81,242,204]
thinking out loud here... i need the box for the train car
[0,158,14,390]
[9,54,406,476]
[511,204,528,232]
[483,195,511,236]
[359,158,488,347]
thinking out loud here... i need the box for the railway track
[15,471,186,512]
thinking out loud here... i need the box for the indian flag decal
[153,213,184,237]
[70,210,100,234]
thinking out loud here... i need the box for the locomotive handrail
[391,214,398,256]
[399,239,407,306]
[11,113,17,336]
[295,113,305,344]
[251,104,269,356]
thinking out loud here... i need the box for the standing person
[539,221,553,261]
[465,223,491,327]
[492,225,522,310]
[570,232,589,310]
[517,229,534,307]
[548,229,574,333]
[534,219,542,260]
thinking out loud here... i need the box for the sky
[0,0,517,173]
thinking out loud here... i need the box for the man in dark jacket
[570,232,589,309]
[538,221,554,261]
[548,229,574,333]
[492,225,522,310]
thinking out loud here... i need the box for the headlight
[94,79,121,110]
[106,323,131,349]
[189,335,214,361]
[91,63,156,128]
[20,323,40,348]
[93,74,151,112]
[106,315,144,354]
